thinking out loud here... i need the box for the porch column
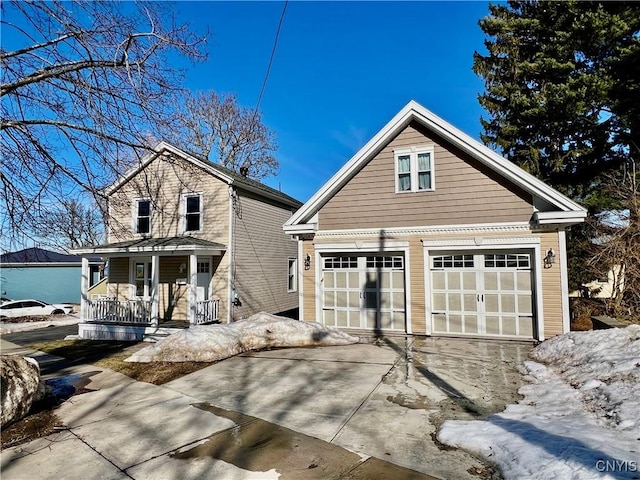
[150,255,159,327]
[188,253,198,324]
[80,256,90,321]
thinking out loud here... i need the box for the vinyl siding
[319,122,534,230]
[107,257,130,302]
[157,256,188,322]
[301,230,568,339]
[108,154,229,244]
[540,231,563,338]
[302,239,316,322]
[408,236,426,334]
[231,190,298,320]
[104,255,229,322]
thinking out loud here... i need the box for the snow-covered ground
[438,325,640,479]
[126,312,359,362]
[0,313,80,334]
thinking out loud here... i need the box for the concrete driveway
[165,336,532,479]
[2,334,531,479]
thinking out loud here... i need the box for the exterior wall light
[544,248,556,268]
[304,254,311,270]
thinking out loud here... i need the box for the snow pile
[438,326,640,479]
[532,325,640,432]
[126,312,359,363]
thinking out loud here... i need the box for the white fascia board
[105,142,235,197]
[156,142,235,184]
[283,223,317,235]
[286,100,586,227]
[73,245,226,256]
[314,240,410,251]
[534,210,588,225]
[421,236,541,249]
[407,103,585,214]
[105,149,161,196]
[0,262,99,267]
[285,104,415,227]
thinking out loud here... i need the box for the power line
[255,0,288,113]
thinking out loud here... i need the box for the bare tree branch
[0,0,207,250]
[161,91,279,180]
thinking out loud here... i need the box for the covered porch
[74,237,227,340]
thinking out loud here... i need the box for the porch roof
[72,236,227,257]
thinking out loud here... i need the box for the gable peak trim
[285,100,586,228]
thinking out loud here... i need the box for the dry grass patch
[94,354,213,385]
[1,410,63,449]
[2,339,213,448]
[28,339,213,385]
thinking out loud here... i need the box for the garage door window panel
[321,254,406,331]
[431,251,535,338]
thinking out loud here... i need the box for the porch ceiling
[72,236,227,257]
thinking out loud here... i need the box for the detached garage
[285,101,586,340]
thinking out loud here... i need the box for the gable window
[183,193,202,232]
[394,146,434,193]
[135,199,151,235]
[288,258,298,292]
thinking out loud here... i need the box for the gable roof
[1,247,101,265]
[285,100,586,232]
[107,142,302,209]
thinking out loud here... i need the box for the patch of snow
[0,314,80,334]
[125,312,359,363]
[438,326,640,479]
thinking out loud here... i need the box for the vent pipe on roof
[239,166,249,177]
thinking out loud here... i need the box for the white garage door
[430,251,534,338]
[321,255,405,331]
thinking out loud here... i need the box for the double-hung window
[183,193,202,233]
[135,199,151,235]
[394,146,434,193]
[288,258,298,292]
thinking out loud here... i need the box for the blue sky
[175,1,492,202]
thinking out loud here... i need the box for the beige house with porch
[284,101,587,341]
[74,142,302,340]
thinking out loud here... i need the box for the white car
[0,299,74,319]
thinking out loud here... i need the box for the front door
[196,257,211,302]
[133,259,152,299]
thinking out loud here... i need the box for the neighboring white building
[577,265,625,299]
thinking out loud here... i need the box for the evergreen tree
[474,1,639,201]
[474,1,640,295]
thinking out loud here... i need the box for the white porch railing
[89,298,151,324]
[195,298,220,325]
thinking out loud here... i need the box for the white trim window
[134,198,151,235]
[132,258,152,298]
[394,146,434,193]
[288,258,298,292]
[182,193,203,233]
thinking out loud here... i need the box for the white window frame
[181,192,203,233]
[130,257,152,299]
[132,198,152,236]
[287,257,298,292]
[394,145,435,193]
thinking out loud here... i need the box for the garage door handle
[477,294,484,302]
